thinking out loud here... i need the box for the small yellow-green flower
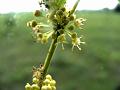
[74,18,86,28]
[32,77,39,84]
[72,37,85,51]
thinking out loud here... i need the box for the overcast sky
[0,0,119,13]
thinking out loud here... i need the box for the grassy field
[0,11,120,90]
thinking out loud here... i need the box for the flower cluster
[25,65,44,90]
[25,64,56,90]
[25,0,86,90]
[41,74,56,90]
[27,0,86,50]
[25,74,56,90]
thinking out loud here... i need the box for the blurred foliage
[0,11,120,90]
[114,4,120,12]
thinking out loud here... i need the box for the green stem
[69,0,80,16]
[42,37,58,79]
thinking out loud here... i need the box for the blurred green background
[0,10,120,90]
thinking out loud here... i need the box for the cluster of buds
[25,64,56,90]
[25,83,40,90]
[25,65,44,90]
[25,74,56,90]
[41,74,56,90]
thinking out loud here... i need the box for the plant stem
[69,0,80,16]
[42,37,58,79]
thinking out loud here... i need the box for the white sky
[0,0,119,13]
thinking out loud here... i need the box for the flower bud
[56,10,63,16]
[32,77,39,84]
[58,34,66,43]
[50,80,56,86]
[25,83,32,90]
[31,84,40,90]
[51,86,56,90]
[34,10,41,17]
[43,79,50,85]
[52,18,58,24]
[71,32,77,39]
[69,15,76,21]
[41,38,48,44]
[41,86,47,90]
[46,85,52,90]
[63,18,69,25]
[37,33,43,39]
[60,7,66,12]
[74,19,80,27]
[41,34,48,44]
[46,74,52,80]
[31,20,37,27]
[62,15,66,20]
[68,25,74,31]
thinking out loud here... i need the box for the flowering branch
[25,0,86,90]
